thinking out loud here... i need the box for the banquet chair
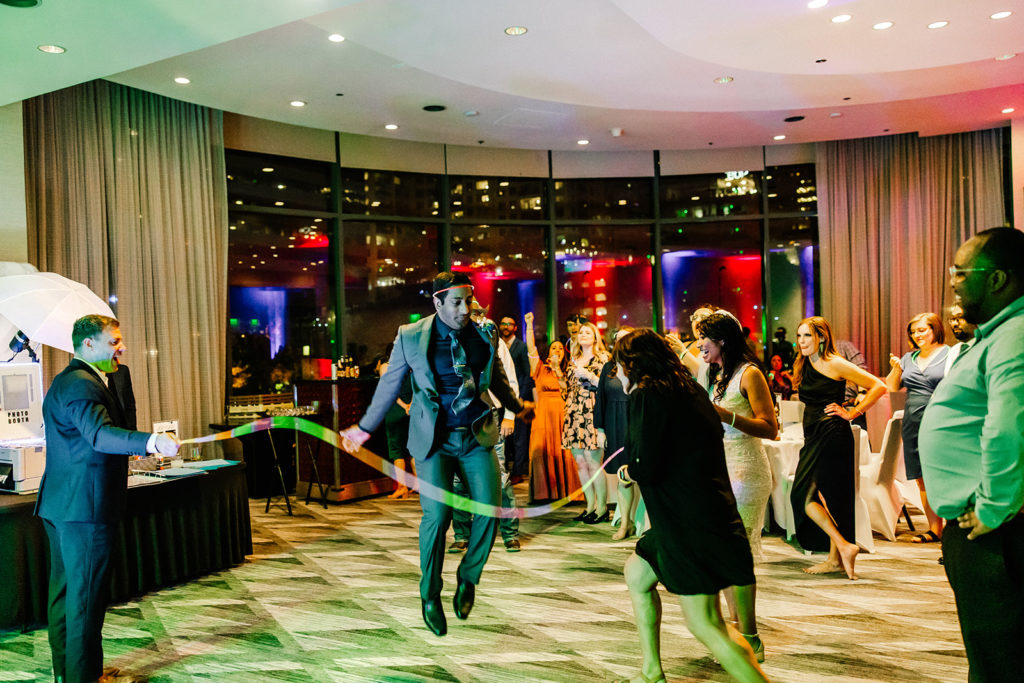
[857,412,905,542]
[852,425,876,552]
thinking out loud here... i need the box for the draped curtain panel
[815,129,1006,374]
[24,80,227,438]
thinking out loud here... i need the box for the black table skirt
[0,462,252,633]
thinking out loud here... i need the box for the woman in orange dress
[524,312,581,501]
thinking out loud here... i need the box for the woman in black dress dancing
[615,329,767,683]
[790,317,885,580]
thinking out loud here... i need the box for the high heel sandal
[742,632,765,663]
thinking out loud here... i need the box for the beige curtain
[25,80,227,438]
[815,129,1006,374]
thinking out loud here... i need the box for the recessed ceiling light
[422,105,446,112]
[174,76,190,85]
[464,110,479,117]
[784,115,805,122]
[991,11,1013,20]
[873,21,894,30]
[289,100,306,107]
[274,201,284,207]
[37,44,65,54]
[327,34,345,42]
[927,20,948,29]
[829,112,843,118]
[1,1,43,7]
[577,139,589,146]
[504,26,527,36]
[815,58,828,63]
[807,0,828,8]
[384,123,399,130]
[832,14,852,23]
[996,53,1016,60]
[1003,107,1016,114]
[714,76,734,84]
[773,135,787,141]
[261,167,274,173]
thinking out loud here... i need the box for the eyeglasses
[948,266,992,279]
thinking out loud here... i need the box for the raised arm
[524,312,540,374]
[885,353,904,393]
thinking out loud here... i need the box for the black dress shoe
[453,579,476,620]
[421,596,447,636]
[573,510,593,522]
[584,510,610,524]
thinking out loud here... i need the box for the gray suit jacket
[358,314,524,461]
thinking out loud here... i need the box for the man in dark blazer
[498,316,533,479]
[35,314,178,683]
[341,272,532,637]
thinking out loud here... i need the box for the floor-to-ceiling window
[225,150,818,395]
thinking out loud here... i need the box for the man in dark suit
[35,314,179,683]
[340,272,532,637]
[498,316,532,480]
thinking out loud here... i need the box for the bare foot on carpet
[803,559,843,575]
[838,544,859,580]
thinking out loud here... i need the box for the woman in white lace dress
[696,311,778,662]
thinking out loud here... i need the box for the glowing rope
[182,416,620,519]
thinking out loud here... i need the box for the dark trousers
[416,430,501,600]
[942,514,1024,683]
[42,518,115,683]
[505,418,531,476]
[453,440,519,541]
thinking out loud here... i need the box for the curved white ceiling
[2,0,1022,150]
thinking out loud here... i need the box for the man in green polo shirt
[919,227,1024,682]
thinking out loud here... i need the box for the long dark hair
[696,312,766,402]
[545,340,570,375]
[612,328,699,397]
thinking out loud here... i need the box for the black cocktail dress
[790,361,855,552]
[628,381,754,595]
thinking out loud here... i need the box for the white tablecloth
[761,422,870,539]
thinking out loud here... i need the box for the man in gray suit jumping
[340,272,533,636]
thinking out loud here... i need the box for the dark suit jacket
[106,364,138,431]
[506,337,534,400]
[35,358,151,523]
[359,314,523,461]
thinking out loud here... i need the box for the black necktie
[450,329,476,415]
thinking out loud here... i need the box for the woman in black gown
[790,317,886,580]
[614,329,767,683]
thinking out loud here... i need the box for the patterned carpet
[1,488,966,682]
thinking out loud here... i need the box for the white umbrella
[0,272,114,353]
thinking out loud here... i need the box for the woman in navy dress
[885,312,949,543]
[615,329,767,682]
[595,327,636,540]
[790,317,886,580]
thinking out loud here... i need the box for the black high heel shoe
[572,510,593,522]
[584,510,610,524]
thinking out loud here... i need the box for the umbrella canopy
[0,273,114,353]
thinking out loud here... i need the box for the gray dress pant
[416,429,501,600]
[453,439,519,541]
